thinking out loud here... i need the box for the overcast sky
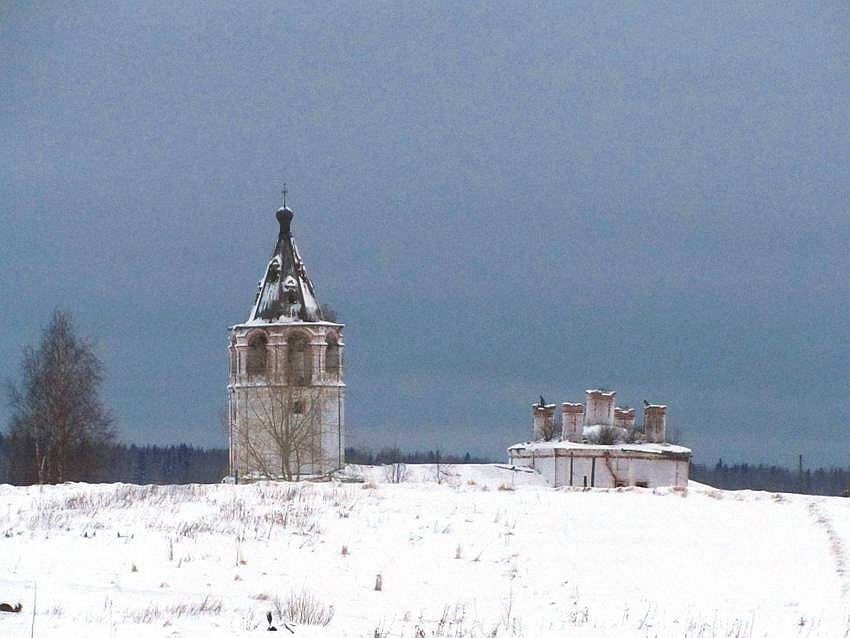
[2,2,849,467]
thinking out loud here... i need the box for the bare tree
[384,462,407,483]
[319,303,338,323]
[237,383,325,481]
[666,426,683,445]
[589,425,623,445]
[5,310,115,484]
[541,418,560,442]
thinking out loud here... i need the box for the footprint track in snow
[808,500,848,594]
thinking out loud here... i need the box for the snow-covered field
[1,464,848,637]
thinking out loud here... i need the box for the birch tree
[5,310,115,484]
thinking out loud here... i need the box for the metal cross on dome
[281,183,288,208]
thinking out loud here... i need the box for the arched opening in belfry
[325,334,340,378]
[287,334,312,386]
[246,333,268,377]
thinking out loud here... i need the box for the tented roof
[246,207,323,323]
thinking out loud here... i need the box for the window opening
[246,334,268,377]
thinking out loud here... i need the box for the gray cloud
[1,2,848,466]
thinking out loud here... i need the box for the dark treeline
[0,433,227,485]
[105,443,228,484]
[3,432,849,495]
[691,460,850,496]
[344,446,490,465]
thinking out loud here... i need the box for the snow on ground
[0,464,848,637]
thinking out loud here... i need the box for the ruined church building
[509,389,691,488]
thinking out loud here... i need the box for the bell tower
[227,203,344,479]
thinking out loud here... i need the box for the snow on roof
[507,439,692,456]
[246,206,325,323]
[230,320,344,330]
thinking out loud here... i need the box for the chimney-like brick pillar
[585,389,616,427]
[644,404,667,443]
[561,402,584,442]
[614,407,636,429]
[532,404,556,441]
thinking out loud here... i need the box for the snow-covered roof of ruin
[508,440,692,456]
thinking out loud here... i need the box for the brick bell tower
[227,202,344,479]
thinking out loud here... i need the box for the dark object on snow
[266,610,277,631]
[643,399,650,406]
[0,603,22,613]
[539,395,546,408]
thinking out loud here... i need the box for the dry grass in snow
[0,465,849,637]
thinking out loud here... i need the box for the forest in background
[0,433,227,485]
[0,433,847,496]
